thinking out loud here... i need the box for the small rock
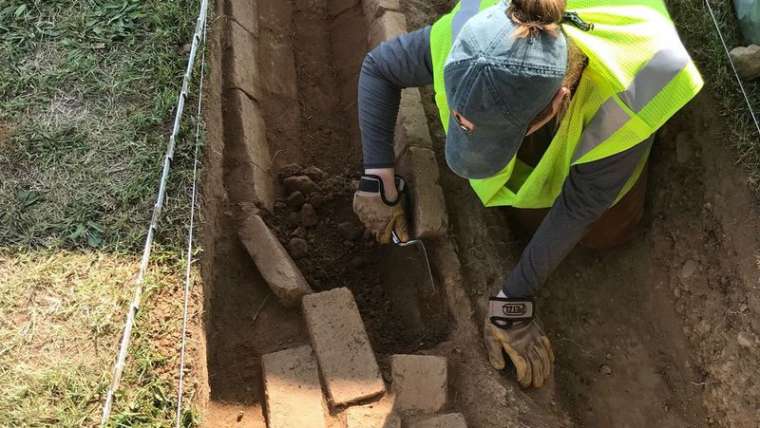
[605,353,612,360]
[740,303,749,313]
[729,44,760,81]
[676,132,693,164]
[284,175,318,195]
[680,259,698,280]
[291,227,306,238]
[303,166,328,181]
[673,287,681,298]
[737,331,754,348]
[338,221,361,241]
[279,163,303,178]
[302,203,318,227]
[309,193,325,208]
[288,237,308,259]
[599,364,613,376]
[287,191,305,209]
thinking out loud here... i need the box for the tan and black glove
[353,175,410,244]
[484,297,555,388]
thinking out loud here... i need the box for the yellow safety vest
[430,0,704,208]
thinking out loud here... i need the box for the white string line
[704,0,760,138]
[100,0,210,425]
[175,17,208,428]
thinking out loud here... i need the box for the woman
[353,0,703,388]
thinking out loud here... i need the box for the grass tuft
[0,0,205,426]
[669,0,760,188]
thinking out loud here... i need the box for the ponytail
[507,0,565,38]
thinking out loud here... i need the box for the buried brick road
[197,0,760,427]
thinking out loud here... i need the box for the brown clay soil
[198,0,760,427]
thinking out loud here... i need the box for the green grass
[0,0,205,426]
[669,0,760,188]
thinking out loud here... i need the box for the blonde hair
[507,0,566,38]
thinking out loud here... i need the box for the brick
[328,0,360,16]
[396,147,449,238]
[408,413,468,428]
[390,354,447,413]
[227,90,274,210]
[363,0,401,21]
[227,0,258,36]
[224,20,262,101]
[302,288,385,406]
[262,345,328,428]
[368,11,408,50]
[238,214,312,307]
[345,395,400,428]
[394,88,434,158]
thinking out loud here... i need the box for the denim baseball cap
[444,1,568,179]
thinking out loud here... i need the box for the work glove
[484,297,555,388]
[352,175,410,244]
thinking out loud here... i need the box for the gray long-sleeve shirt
[359,27,649,297]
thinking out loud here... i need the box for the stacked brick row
[364,0,450,239]
[262,287,467,427]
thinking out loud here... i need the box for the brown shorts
[505,164,648,250]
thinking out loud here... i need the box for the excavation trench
[199,0,760,427]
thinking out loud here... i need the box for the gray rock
[284,175,318,194]
[289,237,308,259]
[729,45,760,81]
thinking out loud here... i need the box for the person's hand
[353,174,410,244]
[483,297,554,388]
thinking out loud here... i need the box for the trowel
[390,230,436,296]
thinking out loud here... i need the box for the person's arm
[358,26,433,199]
[501,138,653,297]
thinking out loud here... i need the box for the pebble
[287,191,305,210]
[303,166,327,181]
[737,332,754,349]
[288,237,308,259]
[302,203,318,227]
[284,175,318,195]
[291,226,306,238]
[680,259,698,280]
[279,163,303,178]
[337,221,361,241]
[599,364,613,376]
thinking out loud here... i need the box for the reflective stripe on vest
[573,45,692,162]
